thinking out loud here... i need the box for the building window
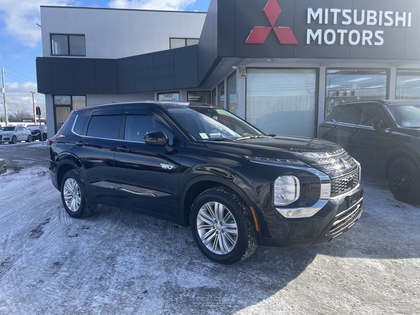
[170,38,199,49]
[396,69,420,100]
[218,82,225,108]
[157,92,180,101]
[187,91,211,103]
[227,73,237,115]
[51,34,86,56]
[325,69,388,117]
[53,95,86,132]
[246,69,317,138]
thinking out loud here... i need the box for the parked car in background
[49,101,363,264]
[319,100,420,204]
[26,124,48,141]
[0,125,32,144]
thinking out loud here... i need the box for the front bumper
[260,184,363,247]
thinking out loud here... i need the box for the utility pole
[1,67,8,126]
[31,91,36,124]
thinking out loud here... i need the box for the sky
[0,0,210,121]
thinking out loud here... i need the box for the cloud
[107,0,196,11]
[0,82,45,118]
[0,0,71,47]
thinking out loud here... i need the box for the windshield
[0,126,15,131]
[386,104,420,128]
[166,105,265,141]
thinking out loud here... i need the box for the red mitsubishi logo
[246,0,298,45]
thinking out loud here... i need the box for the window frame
[51,34,86,56]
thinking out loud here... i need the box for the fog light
[274,176,300,207]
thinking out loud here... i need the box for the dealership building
[36,0,420,137]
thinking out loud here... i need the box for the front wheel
[190,187,257,264]
[61,170,96,218]
[10,135,17,144]
[388,158,420,204]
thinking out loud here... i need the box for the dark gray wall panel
[95,59,118,94]
[73,59,96,93]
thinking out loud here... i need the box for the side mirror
[144,131,168,146]
[373,120,385,130]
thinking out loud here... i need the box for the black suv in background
[319,100,420,204]
[49,102,363,264]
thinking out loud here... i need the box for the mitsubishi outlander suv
[49,101,363,264]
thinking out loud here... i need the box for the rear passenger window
[86,115,120,139]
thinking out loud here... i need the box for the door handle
[75,141,85,146]
[116,146,130,152]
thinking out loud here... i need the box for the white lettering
[307,8,413,28]
[349,30,361,45]
[305,8,413,46]
[307,29,322,44]
[337,29,348,45]
[307,8,322,24]
[395,12,406,27]
[374,31,384,46]
[324,29,336,45]
[306,29,385,46]
[384,11,394,26]
[366,10,377,26]
[353,10,365,26]
[362,30,373,45]
[342,9,352,25]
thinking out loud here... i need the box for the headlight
[246,156,309,167]
[274,176,300,207]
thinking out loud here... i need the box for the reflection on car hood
[205,135,359,177]
[394,127,420,137]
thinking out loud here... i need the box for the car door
[350,104,394,172]
[113,107,184,221]
[71,108,122,206]
[320,104,364,155]
[16,126,25,141]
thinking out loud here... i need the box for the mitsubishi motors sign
[233,0,420,60]
[306,8,412,46]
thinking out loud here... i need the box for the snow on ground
[0,143,419,314]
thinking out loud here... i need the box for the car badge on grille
[340,157,351,169]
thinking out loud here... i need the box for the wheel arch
[56,157,84,191]
[179,175,262,241]
[385,150,420,179]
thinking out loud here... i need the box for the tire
[190,187,257,264]
[61,169,96,218]
[11,135,17,144]
[388,158,420,204]
[26,135,32,142]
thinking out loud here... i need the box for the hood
[205,135,359,177]
[393,127,420,137]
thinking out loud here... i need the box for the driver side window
[124,115,173,143]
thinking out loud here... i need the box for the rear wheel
[190,187,257,264]
[61,170,96,218]
[388,158,420,204]
[26,135,32,142]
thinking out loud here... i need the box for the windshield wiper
[236,135,269,141]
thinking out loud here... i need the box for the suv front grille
[330,167,360,197]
